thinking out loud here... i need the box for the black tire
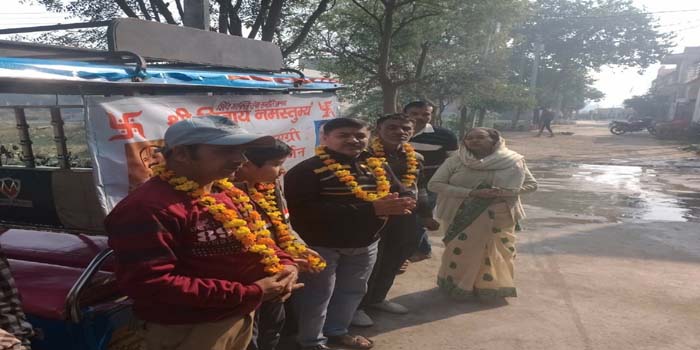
[647,126,657,135]
[610,125,626,135]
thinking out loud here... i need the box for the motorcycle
[609,118,657,135]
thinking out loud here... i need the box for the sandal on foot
[327,334,374,349]
[397,260,409,275]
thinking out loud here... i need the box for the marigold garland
[152,165,284,275]
[249,183,326,271]
[370,137,419,188]
[315,146,391,202]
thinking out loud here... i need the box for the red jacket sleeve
[105,202,263,310]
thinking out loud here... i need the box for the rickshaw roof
[0,18,342,95]
[0,56,342,95]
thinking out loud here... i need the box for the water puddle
[528,163,700,223]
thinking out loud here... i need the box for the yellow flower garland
[370,137,419,188]
[315,146,391,202]
[152,165,284,275]
[248,183,326,271]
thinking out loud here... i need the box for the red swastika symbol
[108,111,145,141]
[318,101,336,118]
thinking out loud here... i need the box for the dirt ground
[347,121,700,350]
[506,120,694,163]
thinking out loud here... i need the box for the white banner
[85,93,339,212]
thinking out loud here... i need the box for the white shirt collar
[413,123,435,137]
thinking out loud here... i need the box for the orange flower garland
[248,183,326,272]
[152,165,284,275]
[315,146,391,202]
[370,137,419,188]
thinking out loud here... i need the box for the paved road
[350,123,700,350]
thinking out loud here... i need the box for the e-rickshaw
[0,18,341,350]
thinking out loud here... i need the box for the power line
[540,8,700,20]
[0,12,65,15]
[670,23,700,34]
[656,18,700,29]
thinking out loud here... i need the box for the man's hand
[373,193,416,216]
[420,217,440,231]
[254,266,302,302]
[274,265,303,303]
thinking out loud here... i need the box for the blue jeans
[293,241,379,347]
[416,191,438,255]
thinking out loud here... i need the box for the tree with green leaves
[513,0,672,111]
[624,93,671,120]
[302,0,450,113]
[303,0,529,116]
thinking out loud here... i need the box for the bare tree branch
[415,40,430,79]
[350,0,382,32]
[249,0,271,39]
[282,0,334,57]
[320,34,378,75]
[174,0,185,19]
[152,0,177,24]
[396,0,416,7]
[261,0,284,42]
[228,0,243,36]
[395,41,429,86]
[391,11,439,37]
[115,0,139,18]
[135,0,152,20]
[149,0,162,22]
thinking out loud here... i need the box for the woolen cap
[163,115,274,152]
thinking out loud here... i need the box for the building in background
[654,47,700,122]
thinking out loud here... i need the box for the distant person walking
[537,108,555,137]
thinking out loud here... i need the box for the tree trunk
[115,0,139,18]
[381,83,399,114]
[218,6,228,33]
[261,0,284,42]
[377,0,396,114]
[282,0,332,57]
[476,108,487,127]
[135,0,152,20]
[458,105,469,139]
[149,0,162,22]
[248,0,271,39]
[511,107,522,129]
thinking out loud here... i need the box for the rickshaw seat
[8,259,115,320]
[0,229,115,272]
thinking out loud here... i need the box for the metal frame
[1,104,84,170]
[12,108,35,168]
[65,249,115,323]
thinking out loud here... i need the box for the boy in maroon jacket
[105,116,301,350]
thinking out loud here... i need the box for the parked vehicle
[0,18,340,350]
[608,117,657,135]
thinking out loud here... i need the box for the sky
[1,0,700,108]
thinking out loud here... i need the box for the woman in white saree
[428,128,537,299]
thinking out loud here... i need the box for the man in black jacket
[405,101,458,262]
[351,113,441,327]
[285,118,415,350]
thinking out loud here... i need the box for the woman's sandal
[327,334,374,349]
